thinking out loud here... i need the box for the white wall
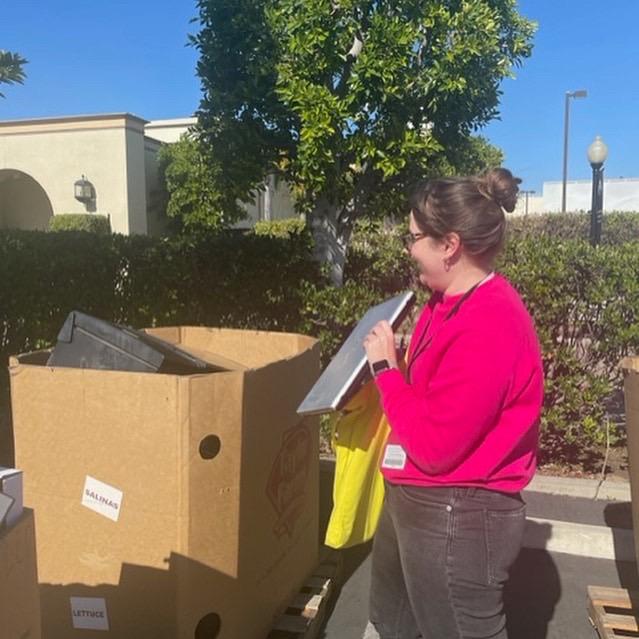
[145,118,197,143]
[235,178,300,229]
[542,178,639,213]
[269,177,297,219]
[512,193,545,216]
[124,125,148,234]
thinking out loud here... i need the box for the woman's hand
[363,320,398,368]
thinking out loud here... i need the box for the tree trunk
[310,198,351,287]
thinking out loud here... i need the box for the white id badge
[382,444,407,470]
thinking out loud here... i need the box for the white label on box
[81,476,123,522]
[70,597,110,630]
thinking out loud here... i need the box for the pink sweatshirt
[375,273,544,493]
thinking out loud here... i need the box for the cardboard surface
[10,327,320,639]
[0,509,42,639]
[622,357,639,570]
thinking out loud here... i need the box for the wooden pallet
[588,585,639,638]
[267,551,343,639]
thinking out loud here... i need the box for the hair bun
[480,168,522,213]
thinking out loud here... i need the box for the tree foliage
[0,50,27,98]
[157,134,247,232]
[191,0,535,281]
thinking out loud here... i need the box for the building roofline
[145,117,197,128]
[0,113,149,128]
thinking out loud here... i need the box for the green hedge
[0,228,320,397]
[301,214,639,466]
[507,211,639,244]
[500,238,639,464]
[49,213,112,234]
[2,212,639,468]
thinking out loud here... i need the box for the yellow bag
[324,380,390,549]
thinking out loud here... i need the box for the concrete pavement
[321,545,639,639]
[317,458,639,639]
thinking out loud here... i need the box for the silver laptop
[297,291,416,416]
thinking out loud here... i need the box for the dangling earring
[443,258,451,272]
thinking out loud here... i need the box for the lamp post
[587,135,608,247]
[562,89,587,213]
[520,190,536,216]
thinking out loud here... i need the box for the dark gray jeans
[368,482,526,639]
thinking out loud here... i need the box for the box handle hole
[195,613,221,638]
[199,435,221,460]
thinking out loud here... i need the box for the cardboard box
[622,357,639,569]
[0,509,42,639]
[10,327,320,639]
[0,467,24,528]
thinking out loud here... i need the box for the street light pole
[589,166,603,245]
[562,89,587,213]
[587,135,608,247]
[520,190,536,216]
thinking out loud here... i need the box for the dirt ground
[538,443,630,482]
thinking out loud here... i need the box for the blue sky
[1,1,637,193]
[482,0,639,192]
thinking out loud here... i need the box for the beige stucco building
[0,113,296,234]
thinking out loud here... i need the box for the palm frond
[0,50,28,98]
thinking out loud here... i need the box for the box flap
[176,327,317,369]
[10,350,51,368]
[172,344,248,372]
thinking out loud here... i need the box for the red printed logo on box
[267,423,311,538]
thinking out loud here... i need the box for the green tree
[435,135,504,177]
[157,133,247,232]
[0,50,27,98]
[191,0,534,283]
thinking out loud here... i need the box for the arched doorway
[0,169,54,230]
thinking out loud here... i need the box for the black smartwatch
[370,359,393,377]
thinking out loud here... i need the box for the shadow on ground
[319,462,568,639]
[505,522,561,639]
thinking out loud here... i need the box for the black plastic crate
[46,311,221,375]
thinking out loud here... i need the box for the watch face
[372,360,390,374]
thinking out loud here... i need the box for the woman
[362,168,544,639]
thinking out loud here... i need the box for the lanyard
[406,278,485,383]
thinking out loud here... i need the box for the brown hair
[409,168,522,262]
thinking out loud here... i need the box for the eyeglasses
[402,231,427,249]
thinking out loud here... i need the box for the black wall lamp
[74,175,95,203]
